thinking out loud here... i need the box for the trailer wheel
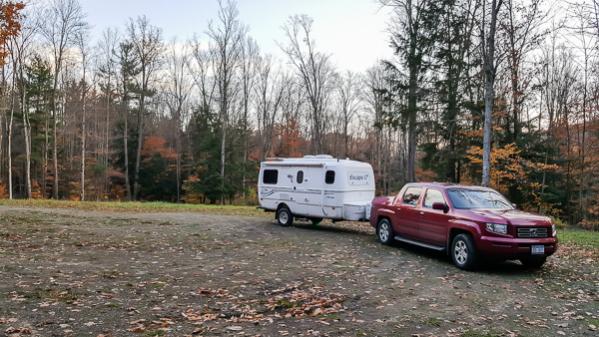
[310,218,323,226]
[277,207,293,227]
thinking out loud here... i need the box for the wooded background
[0,0,598,230]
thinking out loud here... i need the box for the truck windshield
[447,188,513,210]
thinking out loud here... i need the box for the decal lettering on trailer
[348,172,371,186]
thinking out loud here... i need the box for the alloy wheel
[454,240,468,265]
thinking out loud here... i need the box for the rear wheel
[376,218,394,245]
[277,207,293,227]
[451,234,478,270]
[520,256,547,269]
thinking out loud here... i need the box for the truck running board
[394,236,446,252]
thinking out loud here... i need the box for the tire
[276,207,293,227]
[451,234,478,270]
[376,218,395,245]
[520,256,547,269]
[310,218,323,226]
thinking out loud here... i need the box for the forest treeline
[0,0,597,229]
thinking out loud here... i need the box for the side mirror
[511,203,518,209]
[432,202,449,213]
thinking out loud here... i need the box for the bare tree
[255,55,286,160]
[5,41,16,199]
[115,41,139,201]
[9,14,36,198]
[42,0,87,198]
[207,0,245,203]
[501,0,546,141]
[165,40,191,203]
[337,71,362,158]
[97,27,119,196]
[76,28,90,200]
[481,0,504,187]
[189,37,216,117]
[239,36,258,200]
[126,15,163,200]
[281,14,336,154]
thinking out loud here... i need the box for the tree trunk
[481,0,503,187]
[105,73,111,198]
[22,79,32,198]
[407,64,418,183]
[220,115,226,203]
[482,76,494,187]
[133,95,144,200]
[52,77,60,199]
[81,77,87,201]
[7,82,15,200]
[175,111,181,203]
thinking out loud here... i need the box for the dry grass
[0,199,267,217]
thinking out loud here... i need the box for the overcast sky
[77,0,393,72]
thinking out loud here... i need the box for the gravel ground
[0,206,597,337]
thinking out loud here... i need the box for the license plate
[531,245,545,255]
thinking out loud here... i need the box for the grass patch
[0,199,266,217]
[559,229,599,249]
[423,317,442,327]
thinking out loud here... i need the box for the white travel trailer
[258,155,375,226]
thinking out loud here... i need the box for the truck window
[423,189,445,208]
[325,170,335,184]
[263,170,278,184]
[402,187,422,206]
[296,171,304,184]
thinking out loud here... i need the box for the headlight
[486,223,508,235]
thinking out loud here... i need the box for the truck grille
[517,227,549,238]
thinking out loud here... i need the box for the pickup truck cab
[370,183,558,270]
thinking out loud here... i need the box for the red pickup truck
[370,183,558,270]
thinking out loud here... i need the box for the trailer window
[263,170,278,184]
[296,171,304,184]
[325,170,335,184]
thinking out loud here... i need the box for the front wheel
[277,207,293,227]
[451,234,478,270]
[520,256,547,269]
[376,218,394,245]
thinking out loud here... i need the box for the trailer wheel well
[276,203,290,214]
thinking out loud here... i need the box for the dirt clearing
[0,206,597,337]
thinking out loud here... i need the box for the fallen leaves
[4,326,32,335]
[180,282,345,332]
[127,318,174,334]
[264,283,345,318]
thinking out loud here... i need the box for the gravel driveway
[0,206,597,337]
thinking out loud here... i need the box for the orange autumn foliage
[142,136,177,161]
[0,182,7,198]
[275,118,305,158]
[465,143,560,213]
[0,1,25,65]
